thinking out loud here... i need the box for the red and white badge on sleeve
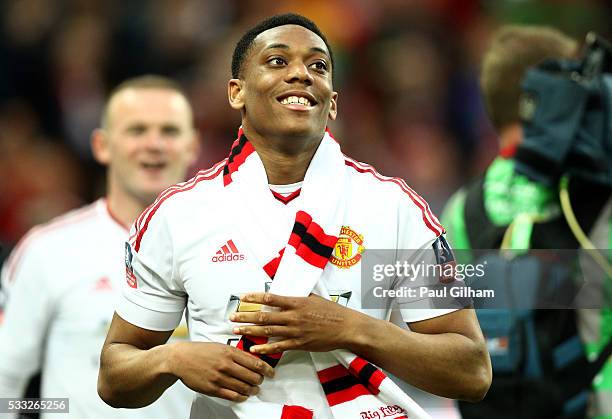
[432,235,457,284]
[125,242,137,289]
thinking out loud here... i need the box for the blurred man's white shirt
[0,199,192,419]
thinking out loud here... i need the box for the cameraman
[442,25,612,418]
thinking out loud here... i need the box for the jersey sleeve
[117,206,186,331]
[0,236,53,398]
[393,190,460,323]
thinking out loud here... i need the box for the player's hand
[169,341,274,402]
[230,293,365,354]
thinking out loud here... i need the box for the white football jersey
[119,157,459,418]
[0,199,193,419]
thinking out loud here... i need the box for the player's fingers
[232,349,275,378]
[240,292,300,309]
[217,374,260,397]
[214,387,250,403]
[250,338,300,354]
[230,310,289,325]
[233,325,295,338]
[227,362,267,386]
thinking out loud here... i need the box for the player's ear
[91,128,111,165]
[328,91,338,121]
[228,79,245,110]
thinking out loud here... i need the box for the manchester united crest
[330,226,364,269]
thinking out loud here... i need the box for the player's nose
[142,130,165,151]
[285,61,313,86]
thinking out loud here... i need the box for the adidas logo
[212,239,246,262]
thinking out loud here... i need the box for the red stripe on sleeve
[133,159,225,238]
[344,159,445,236]
[399,178,445,233]
[134,164,224,252]
[5,205,98,283]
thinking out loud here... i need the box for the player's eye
[268,57,287,66]
[126,125,146,135]
[161,125,180,137]
[310,60,328,72]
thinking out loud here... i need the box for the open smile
[276,91,317,110]
[140,162,167,171]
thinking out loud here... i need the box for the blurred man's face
[230,24,337,142]
[97,87,198,204]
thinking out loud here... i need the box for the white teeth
[280,95,312,106]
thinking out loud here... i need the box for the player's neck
[242,127,322,185]
[105,189,147,230]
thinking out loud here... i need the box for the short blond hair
[101,75,190,129]
[480,25,578,131]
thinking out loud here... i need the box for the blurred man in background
[442,25,612,419]
[443,25,578,252]
[0,75,199,418]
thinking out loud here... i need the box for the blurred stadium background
[0,0,610,257]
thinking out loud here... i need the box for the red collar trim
[270,188,301,205]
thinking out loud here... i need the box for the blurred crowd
[1,0,610,254]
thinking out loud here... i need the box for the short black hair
[231,13,334,79]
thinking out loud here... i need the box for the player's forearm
[98,341,179,408]
[345,315,491,402]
